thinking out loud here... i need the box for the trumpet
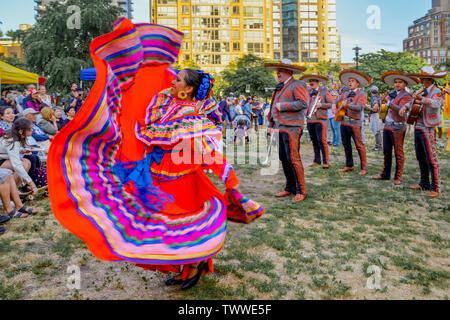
[307,94,322,119]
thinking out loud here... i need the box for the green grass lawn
[0,126,448,300]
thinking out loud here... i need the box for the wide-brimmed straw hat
[406,66,448,80]
[264,59,306,75]
[339,69,372,88]
[381,71,420,87]
[299,73,329,85]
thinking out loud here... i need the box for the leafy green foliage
[358,50,427,92]
[220,54,277,98]
[22,0,124,94]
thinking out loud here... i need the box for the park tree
[315,60,341,79]
[357,50,427,93]
[6,29,29,43]
[173,59,200,70]
[221,54,277,98]
[436,59,450,84]
[22,0,124,93]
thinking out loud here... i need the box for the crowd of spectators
[0,83,86,234]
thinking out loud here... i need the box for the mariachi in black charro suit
[374,71,418,185]
[300,74,335,168]
[268,76,310,197]
[405,67,447,197]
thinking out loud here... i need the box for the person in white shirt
[38,85,52,107]
[0,168,38,219]
[0,118,38,195]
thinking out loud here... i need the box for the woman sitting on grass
[0,167,38,222]
[0,118,39,208]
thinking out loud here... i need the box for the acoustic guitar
[406,87,425,125]
[334,91,356,122]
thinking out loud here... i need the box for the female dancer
[48,18,263,291]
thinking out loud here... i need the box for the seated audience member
[25,89,43,111]
[15,91,27,114]
[0,118,38,195]
[0,168,38,220]
[54,107,69,130]
[21,85,37,107]
[3,93,19,114]
[0,106,16,132]
[38,85,52,107]
[64,105,76,121]
[38,106,58,136]
[23,109,51,151]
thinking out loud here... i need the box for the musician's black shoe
[181,261,209,290]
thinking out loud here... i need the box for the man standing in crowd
[337,70,371,176]
[300,73,335,169]
[69,87,85,112]
[265,59,309,202]
[373,71,417,185]
[400,66,447,198]
[367,86,383,151]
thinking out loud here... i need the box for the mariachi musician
[399,66,447,198]
[300,74,335,169]
[372,71,418,185]
[336,70,371,175]
[265,59,309,202]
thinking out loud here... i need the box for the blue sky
[0,0,432,62]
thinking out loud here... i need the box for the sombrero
[381,71,419,87]
[264,59,306,75]
[406,66,448,79]
[299,73,329,85]
[339,69,372,88]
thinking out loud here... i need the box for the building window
[232,42,240,51]
[182,6,189,15]
[232,6,239,15]
[212,55,221,65]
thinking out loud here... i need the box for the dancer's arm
[202,150,239,190]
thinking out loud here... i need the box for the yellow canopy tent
[0,60,39,94]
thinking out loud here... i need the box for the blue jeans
[329,118,341,146]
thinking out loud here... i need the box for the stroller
[233,114,251,144]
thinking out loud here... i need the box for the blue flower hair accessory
[195,71,212,101]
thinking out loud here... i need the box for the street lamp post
[245,66,250,94]
[352,45,362,70]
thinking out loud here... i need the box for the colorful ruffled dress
[47,18,263,278]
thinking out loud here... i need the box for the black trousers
[414,127,440,192]
[307,121,329,165]
[380,127,406,180]
[279,128,306,195]
[340,123,367,170]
